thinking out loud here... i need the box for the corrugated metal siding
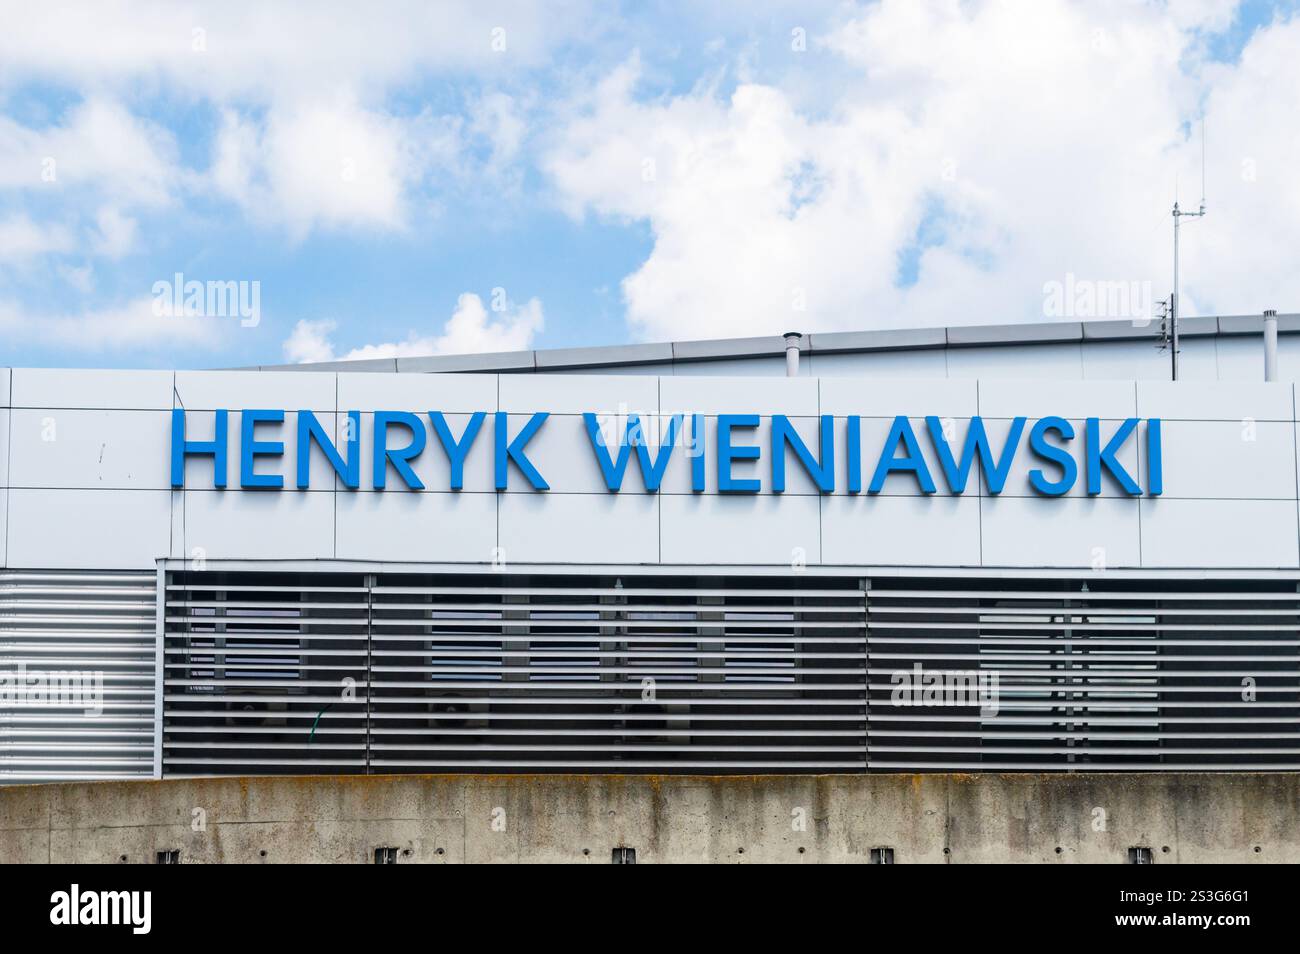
[0,570,157,783]
[161,569,1300,775]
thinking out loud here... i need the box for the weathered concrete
[1,773,1297,863]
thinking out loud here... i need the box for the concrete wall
[2,773,1297,863]
[3,368,1299,572]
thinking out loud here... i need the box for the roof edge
[241,312,1299,374]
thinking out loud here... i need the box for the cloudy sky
[1,0,1297,368]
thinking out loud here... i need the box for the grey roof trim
[945,321,1082,346]
[1175,315,1221,337]
[246,312,1299,374]
[249,357,399,372]
[1080,316,1218,340]
[809,327,947,353]
[536,342,674,370]
[395,350,536,373]
[1218,313,1300,336]
[671,334,805,361]
[1081,319,1165,340]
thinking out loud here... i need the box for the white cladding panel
[821,495,981,566]
[660,494,822,565]
[0,403,9,489]
[8,408,171,490]
[945,343,1085,379]
[181,489,335,561]
[1139,498,1300,569]
[6,488,172,569]
[11,368,173,410]
[978,379,1137,420]
[819,377,977,418]
[979,496,1142,568]
[337,370,497,413]
[336,490,497,562]
[3,368,1298,571]
[500,492,661,564]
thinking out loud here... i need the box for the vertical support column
[697,590,724,767]
[364,572,376,775]
[599,578,629,754]
[1062,594,1076,771]
[154,563,166,780]
[503,591,529,683]
[700,592,724,686]
[598,579,622,686]
[862,576,871,774]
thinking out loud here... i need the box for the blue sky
[1,1,1298,369]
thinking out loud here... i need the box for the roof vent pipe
[784,332,802,377]
[1264,309,1278,382]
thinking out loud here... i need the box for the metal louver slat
[370,569,866,772]
[865,576,1300,771]
[163,571,369,773]
[0,570,156,783]
[159,569,1300,776]
[163,570,868,774]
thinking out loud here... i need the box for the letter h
[172,408,228,487]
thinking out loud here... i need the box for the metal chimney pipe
[1264,309,1278,382]
[783,332,802,377]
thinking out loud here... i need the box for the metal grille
[867,577,1300,771]
[0,570,156,783]
[163,570,867,774]
[162,571,369,774]
[161,569,1300,775]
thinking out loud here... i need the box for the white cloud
[1178,16,1300,315]
[0,99,170,270]
[468,91,530,189]
[283,317,338,364]
[57,263,96,293]
[0,97,177,206]
[89,206,138,258]
[5,0,1297,362]
[0,2,586,100]
[434,292,543,355]
[211,97,467,236]
[0,215,75,259]
[284,292,544,363]
[544,1,1300,341]
[0,4,574,250]
[0,296,226,350]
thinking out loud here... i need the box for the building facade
[3,314,1300,783]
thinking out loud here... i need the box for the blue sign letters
[169,409,1164,496]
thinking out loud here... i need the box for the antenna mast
[1169,119,1207,381]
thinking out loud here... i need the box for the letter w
[926,415,1025,494]
[583,413,679,491]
